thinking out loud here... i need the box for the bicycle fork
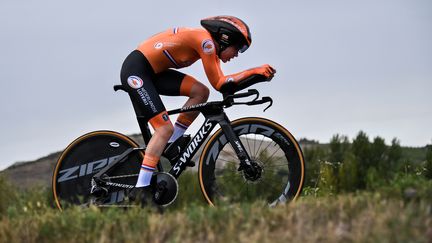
[218,115,263,181]
[218,116,253,166]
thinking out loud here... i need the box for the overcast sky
[1,0,431,170]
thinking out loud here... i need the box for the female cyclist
[120,15,276,205]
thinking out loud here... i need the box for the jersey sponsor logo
[154,42,164,49]
[127,76,144,89]
[201,39,215,54]
[137,87,158,113]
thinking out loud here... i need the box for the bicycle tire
[198,117,305,206]
[52,131,144,210]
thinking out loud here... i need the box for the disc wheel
[52,131,144,210]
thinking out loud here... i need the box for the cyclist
[121,15,276,205]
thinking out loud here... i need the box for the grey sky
[1,0,431,170]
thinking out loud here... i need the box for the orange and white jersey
[137,27,254,91]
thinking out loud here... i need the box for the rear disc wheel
[52,131,144,210]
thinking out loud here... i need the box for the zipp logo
[173,120,213,175]
[57,155,121,183]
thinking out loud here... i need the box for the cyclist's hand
[253,64,276,80]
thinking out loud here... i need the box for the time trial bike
[52,75,305,210]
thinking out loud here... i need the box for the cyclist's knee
[154,123,174,140]
[191,83,209,102]
[149,112,173,138]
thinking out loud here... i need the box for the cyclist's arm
[197,38,272,91]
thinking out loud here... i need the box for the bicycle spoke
[264,163,290,169]
[263,171,288,179]
[261,140,275,155]
[217,157,239,165]
[253,134,257,158]
[215,170,242,181]
[220,145,240,162]
[262,175,287,185]
[238,180,249,200]
[254,135,266,158]
[263,146,282,166]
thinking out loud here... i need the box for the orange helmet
[201,15,252,55]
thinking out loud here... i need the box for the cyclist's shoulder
[177,28,216,55]
[176,27,212,42]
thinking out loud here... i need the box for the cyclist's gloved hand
[219,64,276,95]
[253,64,276,81]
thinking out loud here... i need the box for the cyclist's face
[220,46,239,63]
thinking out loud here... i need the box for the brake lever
[262,97,273,112]
[251,90,259,101]
[241,96,273,112]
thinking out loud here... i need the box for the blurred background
[1,0,431,170]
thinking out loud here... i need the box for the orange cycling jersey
[136,27,256,91]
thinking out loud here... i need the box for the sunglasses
[238,44,249,53]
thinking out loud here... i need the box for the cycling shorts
[120,50,197,128]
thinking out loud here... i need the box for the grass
[1,175,432,243]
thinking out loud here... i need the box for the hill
[0,135,427,190]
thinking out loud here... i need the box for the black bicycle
[52,75,305,210]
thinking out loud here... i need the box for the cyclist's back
[137,28,209,72]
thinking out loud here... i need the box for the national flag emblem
[127,76,144,89]
[201,39,215,54]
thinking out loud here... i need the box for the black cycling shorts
[120,50,189,126]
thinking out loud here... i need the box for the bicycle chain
[105,174,139,180]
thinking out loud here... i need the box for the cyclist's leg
[155,70,209,142]
[120,50,174,188]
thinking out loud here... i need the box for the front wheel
[198,117,305,206]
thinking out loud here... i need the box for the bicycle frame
[93,87,272,188]
[168,107,252,178]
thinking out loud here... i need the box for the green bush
[168,171,207,210]
[0,176,19,216]
[424,144,432,179]
[317,160,339,195]
[315,132,407,193]
[338,154,360,192]
[303,146,325,187]
[377,172,432,201]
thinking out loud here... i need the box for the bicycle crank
[151,172,179,206]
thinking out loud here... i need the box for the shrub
[424,144,432,179]
[0,176,18,216]
[303,146,325,187]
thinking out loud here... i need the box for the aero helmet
[200,15,252,55]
